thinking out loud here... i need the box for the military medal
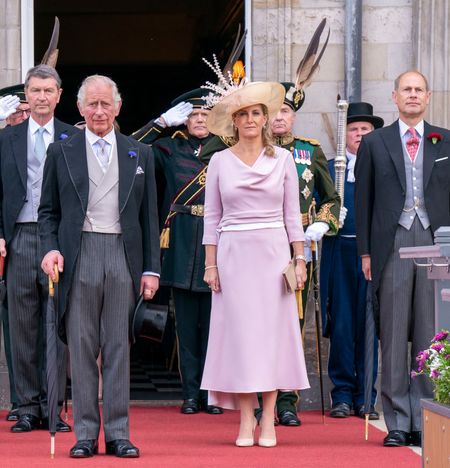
[194,145,202,157]
[293,148,301,164]
[302,168,313,183]
[301,186,311,199]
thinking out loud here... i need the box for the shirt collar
[85,126,116,147]
[28,116,54,136]
[346,149,357,161]
[399,119,424,138]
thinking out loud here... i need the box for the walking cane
[311,238,325,424]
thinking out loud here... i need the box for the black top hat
[171,88,211,109]
[280,82,305,112]
[0,84,26,103]
[347,102,384,129]
[130,295,169,344]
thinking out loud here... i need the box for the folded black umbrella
[363,282,376,440]
[46,266,59,457]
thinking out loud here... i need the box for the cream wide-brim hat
[206,81,285,137]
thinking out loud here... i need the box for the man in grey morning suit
[355,71,450,448]
[39,75,160,458]
[0,65,77,433]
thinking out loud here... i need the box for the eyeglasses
[11,108,31,117]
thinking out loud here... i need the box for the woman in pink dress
[201,81,310,448]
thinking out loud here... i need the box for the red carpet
[0,407,420,467]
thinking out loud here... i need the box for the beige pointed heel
[235,417,257,447]
[258,437,277,448]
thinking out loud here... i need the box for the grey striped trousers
[8,223,67,418]
[378,217,434,433]
[66,232,134,441]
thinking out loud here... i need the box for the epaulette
[297,136,320,146]
[219,135,237,147]
[171,130,189,140]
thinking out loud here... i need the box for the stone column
[0,0,22,88]
[413,0,450,127]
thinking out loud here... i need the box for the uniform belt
[170,204,204,217]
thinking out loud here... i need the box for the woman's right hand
[204,267,221,293]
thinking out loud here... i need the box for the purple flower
[59,132,68,140]
[431,343,444,352]
[431,369,441,379]
[445,354,450,361]
[410,370,418,378]
[433,330,449,342]
[128,150,137,158]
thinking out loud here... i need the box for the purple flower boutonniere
[427,132,442,145]
[128,150,137,158]
[59,133,68,140]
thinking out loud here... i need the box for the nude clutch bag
[282,260,297,294]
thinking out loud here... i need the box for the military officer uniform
[152,89,221,414]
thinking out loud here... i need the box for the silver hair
[24,64,62,89]
[77,75,121,107]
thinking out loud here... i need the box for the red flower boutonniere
[427,132,442,145]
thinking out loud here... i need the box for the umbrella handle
[48,264,59,297]
[0,255,4,277]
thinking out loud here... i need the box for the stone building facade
[0,0,449,407]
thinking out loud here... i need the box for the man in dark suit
[0,65,77,433]
[39,74,160,458]
[355,70,450,447]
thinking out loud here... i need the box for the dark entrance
[34,0,245,400]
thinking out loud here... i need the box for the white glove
[304,245,312,263]
[304,222,329,242]
[339,207,348,225]
[0,95,20,120]
[159,101,194,128]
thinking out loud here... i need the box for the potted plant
[413,330,450,467]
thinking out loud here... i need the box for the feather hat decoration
[284,18,330,108]
[40,17,60,68]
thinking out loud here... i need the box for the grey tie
[35,127,46,162]
[97,138,109,170]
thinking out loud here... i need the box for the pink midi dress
[201,146,310,410]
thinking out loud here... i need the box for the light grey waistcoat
[82,140,122,233]
[398,141,430,230]
[16,132,47,222]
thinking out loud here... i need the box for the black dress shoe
[41,416,72,432]
[383,430,408,447]
[106,439,140,458]
[204,405,223,415]
[70,439,98,458]
[356,405,380,420]
[11,414,40,432]
[278,409,301,426]
[6,406,19,422]
[409,431,422,447]
[330,402,351,418]
[181,399,200,414]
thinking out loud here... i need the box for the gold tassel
[295,289,303,320]
[160,228,170,249]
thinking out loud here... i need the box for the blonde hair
[232,104,275,157]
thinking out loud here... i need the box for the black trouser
[172,288,211,402]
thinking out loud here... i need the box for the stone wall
[252,0,414,157]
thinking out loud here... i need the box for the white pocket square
[136,166,144,175]
[435,156,448,162]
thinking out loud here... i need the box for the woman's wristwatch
[295,254,307,263]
